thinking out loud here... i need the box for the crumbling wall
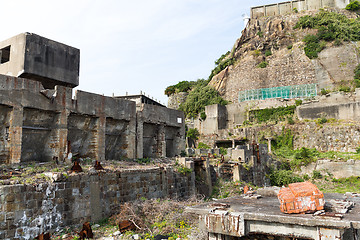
[0,168,195,240]
[105,118,129,160]
[0,105,11,163]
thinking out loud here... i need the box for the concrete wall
[0,33,80,89]
[251,0,350,18]
[136,104,185,158]
[0,168,195,239]
[300,159,360,178]
[0,74,185,163]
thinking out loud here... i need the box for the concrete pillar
[158,124,166,157]
[9,107,23,163]
[233,164,241,182]
[267,138,272,154]
[317,227,344,240]
[55,110,69,162]
[96,116,106,161]
[205,158,213,196]
[136,118,143,158]
[232,139,235,149]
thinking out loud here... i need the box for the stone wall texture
[0,168,195,240]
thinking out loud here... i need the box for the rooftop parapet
[251,0,350,19]
[0,32,80,88]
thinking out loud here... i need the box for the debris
[243,185,249,194]
[208,202,230,209]
[278,181,324,214]
[345,192,360,198]
[118,220,136,233]
[243,194,262,199]
[313,210,343,219]
[70,161,83,173]
[94,161,104,170]
[34,232,51,240]
[78,222,94,239]
[325,199,355,214]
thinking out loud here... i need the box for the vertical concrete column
[317,227,344,240]
[96,116,106,161]
[233,164,241,182]
[136,117,143,158]
[205,158,213,196]
[232,139,235,149]
[56,110,69,161]
[158,124,166,157]
[9,107,23,163]
[268,138,272,154]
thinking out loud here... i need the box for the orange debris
[278,181,324,214]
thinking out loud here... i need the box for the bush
[346,0,360,11]
[209,56,236,80]
[287,44,293,50]
[186,128,200,140]
[317,117,328,124]
[295,99,302,106]
[200,112,207,121]
[265,50,272,57]
[220,147,227,156]
[312,170,323,179]
[257,61,268,68]
[249,105,296,123]
[269,169,304,186]
[179,85,227,118]
[197,142,210,149]
[287,117,295,125]
[257,31,263,37]
[339,85,351,92]
[320,88,330,95]
[356,146,360,154]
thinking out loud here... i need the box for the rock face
[209,10,360,103]
[167,92,189,109]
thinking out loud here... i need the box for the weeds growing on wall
[295,11,360,58]
[197,142,210,149]
[249,105,296,123]
[354,64,360,88]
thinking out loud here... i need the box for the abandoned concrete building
[0,32,185,164]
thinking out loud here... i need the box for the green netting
[238,83,317,102]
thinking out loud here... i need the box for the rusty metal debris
[70,161,83,173]
[78,222,93,239]
[313,210,344,219]
[278,181,325,214]
[118,220,136,233]
[34,232,51,240]
[94,161,104,170]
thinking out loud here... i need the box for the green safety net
[238,83,317,102]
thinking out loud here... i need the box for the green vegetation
[209,56,236,81]
[295,11,360,58]
[265,50,272,57]
[339,85,351,92]
[346,0,360,11]
[354,64,360,88]
[320,88,330,95]
[179,85,228,118]
[197,142,210,149]
[164,79,208,96]
[287,44,293,49]
[316,117,328,124]
[219,147,228,156]
[249,105,296,123]
[200,111,207,120]
[295,99,302,106]
[257,61,269,68]
[257,31,264,37]
[136,158,152,164]
[211,180,248,199]
[268,169,304,186]
[186,128,200,141]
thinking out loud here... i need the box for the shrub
[200,111,207,121]
[346,0,360,11]
[269,169,304,186]
[312,170,323,179]
[354,64,360,88]
[334,39,342,46]
[209,57,236,80]
[320,88,330,95]
[295,99,302,106]
[257,31,264,37]
[197,142,210,149]
[356,146,360,154]
[265,50,272,57]
[257,61,268,68]
[249,105,296,123]
[186,128,200,140]
[317,117,328,124]
[220,147,227,156]
[287,117,295,125]
[179,85,228,118]
[293,7,298,13]
[287,44,293,50]
[339,85,351,92]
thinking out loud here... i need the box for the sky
[0,0,277,105]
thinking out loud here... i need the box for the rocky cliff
[209,9,360,103]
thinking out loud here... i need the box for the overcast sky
[1,0,276,105]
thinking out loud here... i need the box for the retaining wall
[0,167,195,240]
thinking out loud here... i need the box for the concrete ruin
[0,33,185,164]
[251,0,350,18]
[188,193,360,239]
